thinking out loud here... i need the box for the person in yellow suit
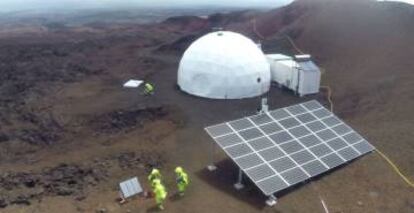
[148,168,162,187]
[153,179,167,210]
[143,82,154,95]
[175,167,189,196]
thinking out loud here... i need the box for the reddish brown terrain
[0,0,413,212]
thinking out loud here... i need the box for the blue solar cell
[238,128,264,140]
[269,131,293,144]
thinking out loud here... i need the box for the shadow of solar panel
[238,128,264,140]
[215,133,243,148]
[289,126,311,137]
[250,113,273,125]
[269,157,296,173]
[338,147,359,161]
[248,137,274,151]
[302,100,323,111]
[279,117,301,129]
[229,118,254,131]
[322,153,344,168]
[258,147,285,161]
[269,109,290,120]
[317,129,337,141]
[313,108,331,119]
[302,160,328,176]
[206,123,233,137]
[245,164,275,182]
[291,150,315,165]
[300,135,322,147]
[286,105,307,115]
[353,141,374,154]
[257,176,289,195]
[280,140,304,154]
[296,113,318,123]
[321,116,342,127]
[331,124,352,135]
[234,153,264,169]
[306,121,327,132]
[259,122,283,134]
[281,167,309,185]
[225,143,253,158]
[310,143,332,157]
[343,132,363,144]
[269,131,293,144]
[327,138,347,150]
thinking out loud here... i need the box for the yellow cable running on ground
[285,35,305,55]
[252,18,265,40]
[320,86,334,112]
[376,149,414,187]
[322,83,414,188]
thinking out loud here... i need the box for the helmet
[151,168,160,175]
[175,167,183,174]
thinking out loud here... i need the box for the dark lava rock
[10,195,30,206]
[22,175,38,188]
[117,151,165,171]
[56,186,75,196]
[0,198,7,208]
[75,194,86,201]
[0,163,107,207]
[156,34,200,53]
[92,106,169,133]
[0,133,9,143]
[96,208,107,213]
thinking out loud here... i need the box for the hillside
[251,1,414,212]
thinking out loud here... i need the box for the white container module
[266,54,321,97]
[266,54,296,87]
[295,55,321,96]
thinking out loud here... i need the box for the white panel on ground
[119,177,143,198]
[123,80,143,88]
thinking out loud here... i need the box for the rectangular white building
[266,54,321,97]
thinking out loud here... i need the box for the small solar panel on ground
[119,177,143,198]
[205,100,375,196]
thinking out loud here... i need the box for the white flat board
[123,80,143,88]
[119,177,143,198]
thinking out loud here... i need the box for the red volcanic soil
[0,0,413,212]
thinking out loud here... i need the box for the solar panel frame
[205,100,375,196]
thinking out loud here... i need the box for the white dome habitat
[177,31,271,99]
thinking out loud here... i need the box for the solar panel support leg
[207,141,217,171]
[266,195,277,206]
[207,165,217,171]
[234,169,244,190]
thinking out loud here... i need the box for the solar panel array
[205,100,375,196]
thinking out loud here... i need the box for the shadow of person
[146,205,161,213]
[168,192,184,202]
